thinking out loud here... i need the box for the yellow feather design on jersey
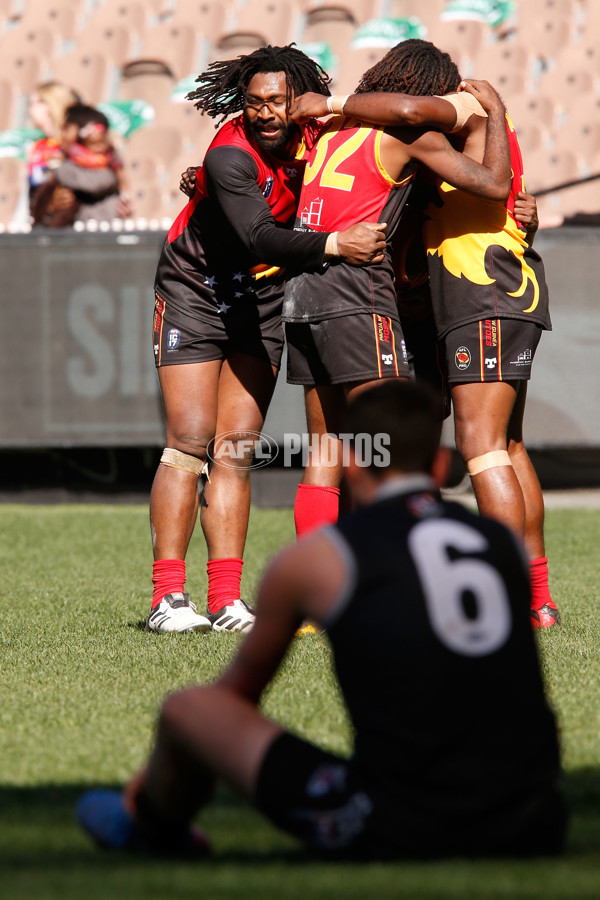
[425,182,539,314]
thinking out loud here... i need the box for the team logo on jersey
[407,491,437,518]
[262,176,274,199]
[167,328,181,350]
[455,346,471,369]
[300,198,323,228]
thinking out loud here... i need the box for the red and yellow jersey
[295,116,414,233]
[283,118,414,323]
[423,116,551,337]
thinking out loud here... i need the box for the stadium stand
[209,30,268,64]
[0,77,17,131]
[118,58,176,107]
[300,6,359,65]
[138,20,200,79]
[0,157,21,224]
[0,0,599,228]
[334,45,387,93]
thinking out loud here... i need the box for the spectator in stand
[26,81,81,195]
[31,103,132,227]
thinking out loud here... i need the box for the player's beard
[244,112,298,155]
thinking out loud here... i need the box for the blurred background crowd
[0,0,599,230]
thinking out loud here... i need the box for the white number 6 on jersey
[408,519,512,656]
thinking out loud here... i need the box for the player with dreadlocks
[187,44,332,124]
[291,39,559,630]
[280,40,511,541]
[146,45,385,635]
[356,38,461,96]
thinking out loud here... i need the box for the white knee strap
[467,450,512,476]
[160,448,210,480]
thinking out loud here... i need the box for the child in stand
[31,103,131,227]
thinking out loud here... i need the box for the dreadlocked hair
[356,39,461,96]
[187,44,331,123]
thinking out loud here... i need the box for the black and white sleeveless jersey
[327,483,562,850]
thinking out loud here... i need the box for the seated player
[77,380,566,861]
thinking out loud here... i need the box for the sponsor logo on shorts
[262,176,274,199]
[167,328,180,350]
[484,319,498,348]
[510,348,533,366]
[455,346,471,370]
[153,293,164,334]
[382,353,394,366]
[485,357,497,369]
[306,764,348,798]
[377,315,391,344]
[400,339,408,362]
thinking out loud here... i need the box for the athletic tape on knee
[467,450,512,476]
[160,447,206,477]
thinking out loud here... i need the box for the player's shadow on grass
[2,770,600,868]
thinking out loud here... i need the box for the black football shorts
[255,731,566,860]
[153,290,284,369]
[443,318,543,384]
[285,312,410,386]
[255,732,382,858]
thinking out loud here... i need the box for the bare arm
[56,160,118,197]
[290,90,458,131]
[403,81,511,201]
[217,534,347,703]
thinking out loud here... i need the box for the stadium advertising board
[0,228,598,449]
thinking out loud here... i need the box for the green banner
[351,17,426,49]
[98,100,155,137]
[297,41,337,75]
[441,0,515,27]
[0,128,44,159]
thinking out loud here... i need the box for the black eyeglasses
[244,94,287,113]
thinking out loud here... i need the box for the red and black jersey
[424,116,551,338]
[283,118,414,323]
[154,116,328,325]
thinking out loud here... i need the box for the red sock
[207,558,243,614]
[294,483,340,539]
[152,558,186,608]
[530,556,554,610]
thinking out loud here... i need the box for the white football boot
[207,599,255,633]
[146,593,212,633]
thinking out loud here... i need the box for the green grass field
[1,502,600,899]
